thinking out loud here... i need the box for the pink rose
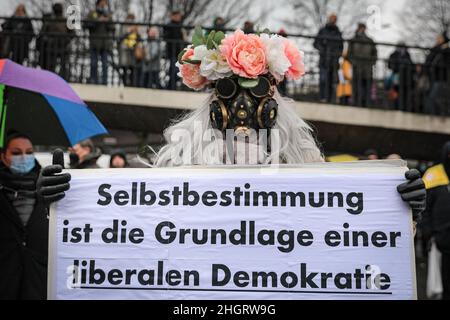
[220,29,267,79]
[283,39,305,80]
[178,48,209,90]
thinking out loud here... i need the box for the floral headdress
[177,27,305,91]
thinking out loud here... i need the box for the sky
[367,0,407,44]
[258,0,407,45]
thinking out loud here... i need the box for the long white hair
[154,89,323,167]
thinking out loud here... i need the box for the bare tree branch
[282,0,373,37]
[16,0,274,33]
[398,0,450,46]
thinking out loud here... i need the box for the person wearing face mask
[68,139,102,169]
[422,141,450,300]
[0,132,69,299]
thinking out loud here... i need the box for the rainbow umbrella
[0,59,107,147]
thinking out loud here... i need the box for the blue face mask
[10,154,36,175]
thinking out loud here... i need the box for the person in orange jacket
[336,51,352,105]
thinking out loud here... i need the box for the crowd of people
[0,131,449,299]
[1,2,449,115]
[313,14,450,114]
[0,1,257,92]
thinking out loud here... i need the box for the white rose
[260,34,291,81]
[192,45,209,61]
[192,45,232,81]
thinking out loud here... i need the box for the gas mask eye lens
[209,100,228,131]
[257,98,278,129]
[215,78,237,99]
[250,77,271,98]
[211,77,278,132]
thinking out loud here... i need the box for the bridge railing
[1,17,449,116]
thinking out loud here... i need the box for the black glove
[397,169,426,221]
[37,149,71,206]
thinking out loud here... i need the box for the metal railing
[1,17,449,116]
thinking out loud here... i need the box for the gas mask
[209,76,278,136]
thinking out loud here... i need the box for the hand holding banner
[48,161,416,300]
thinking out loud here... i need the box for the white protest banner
[48,161,416,300]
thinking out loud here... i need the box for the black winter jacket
[0,163,49,300]
[313,23,343,68]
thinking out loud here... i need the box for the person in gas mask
[0,132,69,299]
[37,29,426,250]
[68,139,102,169]
[155,28,425,221]
[156,30,321,166]
[422,141,450,300]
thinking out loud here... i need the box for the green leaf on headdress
[206,31,216,50]
[177,49,187,63]
[213,31,225,46]
[256,27,271,36]
[192,35,203,47]
[238,77,260,88]
[182,59,201,65]
[192,26,205,47]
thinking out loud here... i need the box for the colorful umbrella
[0,59,107,148]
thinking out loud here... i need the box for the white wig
[155,89,323,167]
